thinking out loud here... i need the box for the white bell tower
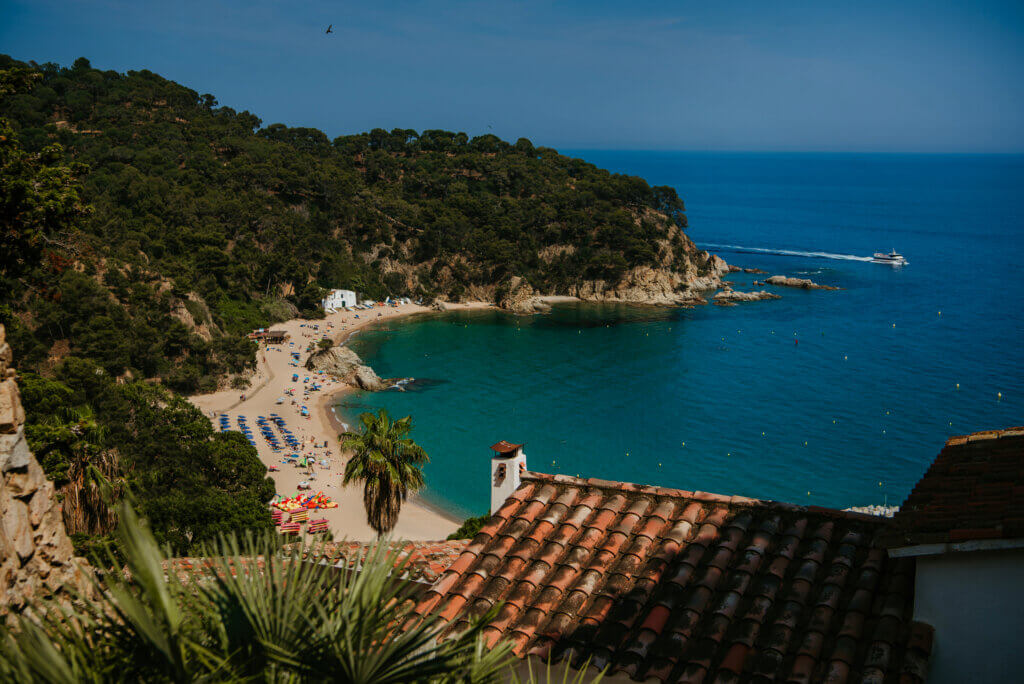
[489,441,527,513]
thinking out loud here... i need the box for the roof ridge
[520,470,889,524]
[944,425,1024,446]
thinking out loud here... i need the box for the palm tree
[28,404,124,537]
[0,502,514,682]
[341,408,429,536]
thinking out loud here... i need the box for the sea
[338,152,1024,520]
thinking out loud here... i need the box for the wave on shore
[699,242,874,262]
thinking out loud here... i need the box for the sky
[2,0,1023,152]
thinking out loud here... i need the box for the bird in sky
[325,24,333,34]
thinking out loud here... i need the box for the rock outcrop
[304,346,387,391]
[765,275,840,290]
[713,288,782,304]
[497,277,552,315]
[1,325,93,619]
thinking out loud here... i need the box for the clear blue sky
[3,0,1023,152]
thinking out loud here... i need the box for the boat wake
[699,243,874,263]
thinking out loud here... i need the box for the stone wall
[0,324,93,618]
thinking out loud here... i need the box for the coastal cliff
[0,325,93,619]
[493,238,731,313]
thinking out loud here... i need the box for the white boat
[872,250,908,266]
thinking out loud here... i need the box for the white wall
[490,448,526,514]
[913,548,1024,684]
[322,289,356,310]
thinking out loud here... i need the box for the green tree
[0,67,88,283]
[342,409,429,536]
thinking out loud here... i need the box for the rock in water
[765,275,840,290]
[713,289,782,303]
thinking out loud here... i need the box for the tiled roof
[492,440,524,453]
[880,427,1024,548]
[413,472,933,683]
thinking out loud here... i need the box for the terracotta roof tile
[881,427,1024,547]
[414,472,933,682]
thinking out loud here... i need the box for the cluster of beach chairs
[270,507,329,537]
[218,415,259,449]
[218,413,302,453]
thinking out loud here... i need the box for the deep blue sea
[339,152,1024,519]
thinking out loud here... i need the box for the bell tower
[489,440,526,513]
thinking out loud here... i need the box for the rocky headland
[304,346,390,391]
[491,249,731,315]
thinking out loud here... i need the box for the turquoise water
[339,152,1024,519]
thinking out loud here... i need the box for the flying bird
[325,24,333,34]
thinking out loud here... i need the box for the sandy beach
[190,300,493,541]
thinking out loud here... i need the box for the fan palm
[0,501,514,682]
[341,409,429,536]
[28,404,123,536]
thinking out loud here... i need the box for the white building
[321,289,357,312]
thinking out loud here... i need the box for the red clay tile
[718,642,750,674]
[884,428,1024,546]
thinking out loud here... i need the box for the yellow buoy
[761,431,765,436]
[658,463,662,467]
[804,441,808,446]
[681,441,685,447]
[892,323,896,328]
[727,453,730,457]
[956,383,959,389]
[844,355,848,360]
[938,311,941,316]
[998,392,1002,399]
[886,410,890,415]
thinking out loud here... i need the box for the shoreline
[189,301,491,541]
